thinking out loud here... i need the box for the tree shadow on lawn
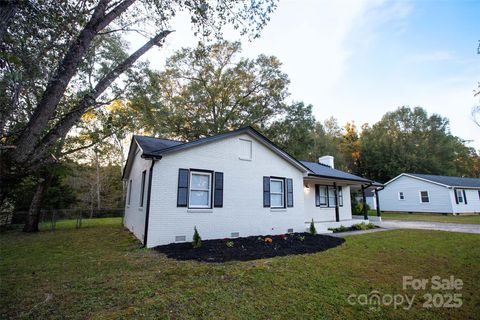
[154,233,345,263]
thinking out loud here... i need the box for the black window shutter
[177,169,189,207]
[454,189,459,204]
[214,172,224,207]
[263,176,270,207]
[315,185,320,207]
[463,190,467,204]
[286,178,294,207]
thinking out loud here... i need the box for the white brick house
[379,173,480,214]
[122,127,375,247]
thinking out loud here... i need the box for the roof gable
[384,173,480,189]
[408,173,480,188]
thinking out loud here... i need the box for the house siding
[379,175,453,213]
[123,146,150,242]
[451,189,480,214]
[146,133,306,247]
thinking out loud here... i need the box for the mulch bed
[154,233,345,263]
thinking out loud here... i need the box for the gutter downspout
[142,157,160,248]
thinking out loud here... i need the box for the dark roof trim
[143,126,309,173]
[307,173,373,184]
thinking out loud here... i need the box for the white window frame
[456,189,465,204]
[419,191,429,203]
[317,186,328,207]
[139,170,146,207]
[270,178,285,208]
[239,138,253,161]
[188,171,212,209]
[398,192,405,200]
[127,179,132,206]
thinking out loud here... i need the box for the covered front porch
[302,176,382,233]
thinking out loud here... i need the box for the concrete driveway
[376,220,480,234]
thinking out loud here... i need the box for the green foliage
[351,223,376,231]
[192,226,202,248]
[128,41,290,141]
[1,220,480,319]
[297,235,305,241]
[309,219,317,235]
[359,106,479,182]
[266,102,316,160]
[329,223,376,233]
[225,241,234,248]
[353,203,370,215]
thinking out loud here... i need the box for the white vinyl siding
[379,175,453,213]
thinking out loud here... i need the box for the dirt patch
[154,233,345,263]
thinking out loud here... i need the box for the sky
[128,0,480,149]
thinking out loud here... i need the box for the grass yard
[1,218,479,319]
[372,211,480,224]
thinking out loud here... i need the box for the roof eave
[306,173,373,184]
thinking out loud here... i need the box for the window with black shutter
[177,169,189,207]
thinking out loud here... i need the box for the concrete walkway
[376,219,480,234]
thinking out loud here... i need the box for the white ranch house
[122,127,378,248]
[379,173,480,214]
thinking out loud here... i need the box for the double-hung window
[420,191,429,203]
[318,186,328,207]
[398,192,405,200]
[456,189,464,203]
[127,179,132,205]
[270,178,285,208]
[328,186,337,207]
[139,170,146,207]
[189,171,212,208]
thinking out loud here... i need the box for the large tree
[359,106,478,182]
[1,0,277,232]
[128,40,290,140]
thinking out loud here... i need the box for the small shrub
[309,219,317,235]
[192,226,202,248]
[297,235,305,241]
[264,237,273,244]
[351,223,376,231]
[353,203,370,215]
[225,241,234,248]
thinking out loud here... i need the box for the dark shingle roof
[134,135,184,155]
[300,161,372,183]
[408,173,480,188]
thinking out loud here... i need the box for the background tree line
[1,1,478,231]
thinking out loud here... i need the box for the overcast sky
[128,0,480,149]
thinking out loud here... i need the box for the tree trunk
[22,176,49,232]
[95,151,101,211]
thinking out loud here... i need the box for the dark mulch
[154,233,345,263]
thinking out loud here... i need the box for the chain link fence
[0,208,124,231]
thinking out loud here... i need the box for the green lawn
[1,218,479,319]
[371,211,480,224]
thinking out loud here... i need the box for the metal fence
[0,208,124,231]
